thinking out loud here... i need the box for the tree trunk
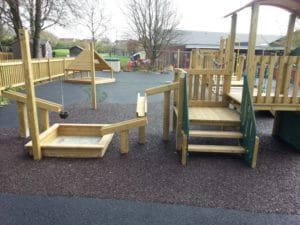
[32,0,42,58]
[5,0,23,39]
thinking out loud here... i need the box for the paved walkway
[1,193,299,225]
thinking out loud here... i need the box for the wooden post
[19,29,41,160]
[48,58,52,81]
[138,126,146,144]
[284,13,296,55]
[163,90,171,141]
[16,102,29,138]
[39,108,49,132]
[177,49,180,68]
[120,130,129,154]
[229,13,237,75]
[176,74,184,150]
[90,42,97,109]
[246,2,259,93]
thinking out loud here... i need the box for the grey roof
[173,30,282,49]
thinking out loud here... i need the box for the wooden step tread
[188,144,245,154]
[189,130,243,139]
[189,107,240,126]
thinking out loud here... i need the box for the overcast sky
[49,0,298,41]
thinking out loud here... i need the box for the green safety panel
[240,76,257,167]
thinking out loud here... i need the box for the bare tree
[0,0,80,57]
[126,0,179,69]
[79,0,110,43]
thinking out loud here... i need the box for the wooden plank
[251,136,259,169]
[181,132,188,165]
[2,91,62,112]
[16,101,29,138]
[176,75,184,150]
[246,2,259,92]
[185,68,228,75]
[189,130,243,138]
[58,123,109,136]
[275,56,288,103]
[19,29,41,160]
[188,107,240,125]
[229,13,237,74]
[145,82,178,96]
[194,74,200,100]
[189,101,227,107]
[138,126,146,144]
[266,55,277,103]
[98,133,114,157]
[283,56,296,103]
[285,14,296,55]
[188,145,245,154]
[100,117,147,135]
[136,93,146,117]
[188,74,193,99]
[163,90,171,141]
[256,56,266,103]
[120,130,129,154]
[39,108,49,132]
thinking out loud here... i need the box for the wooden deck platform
[189,107,240,126]
[65,77,116,85]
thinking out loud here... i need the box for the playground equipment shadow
[0,72,299,223]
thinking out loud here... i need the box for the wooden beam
[90,42,97,109]
[2,91,62,112]
[39,108,49,132]
[120,130,129,154]
[251,136,259,169]
[229,13,237,74]
[284,13,296,55]
[100,117,147,135]
[246,2,260,92]
[19,29,41,160]
[145,82,178,96]
[176,75,185,150]
[16,102,29,138]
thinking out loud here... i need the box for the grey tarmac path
[1,193,299,225]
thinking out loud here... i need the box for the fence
[0,57,74,91]
[0,52,14,61]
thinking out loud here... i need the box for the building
[69,45,84,57]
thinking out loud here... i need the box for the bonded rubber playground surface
[0,72,299,224]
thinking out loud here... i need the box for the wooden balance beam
[2,90,62,137]
[100,117,147,154]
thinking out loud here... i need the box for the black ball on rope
[59,111,69,119]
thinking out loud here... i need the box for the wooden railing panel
[0,58,75,90]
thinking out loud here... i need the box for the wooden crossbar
[145,82,178,96]
[100,117,147,135]
[2,91,62,112]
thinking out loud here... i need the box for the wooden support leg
[163,91,170,141]
[181,132,188,165]
[251,136,259,169]
[16,101,29,138]
[120,130,129,154]
[39,108,49,132]
[138,126,146,144]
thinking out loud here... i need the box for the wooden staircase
[181,107,247,164]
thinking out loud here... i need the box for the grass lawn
[53,49,69,57]
[101,54,129,67]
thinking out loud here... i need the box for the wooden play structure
[65,48,115,85]
[14,29,147,160]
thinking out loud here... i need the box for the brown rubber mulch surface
[0,102,299,215]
